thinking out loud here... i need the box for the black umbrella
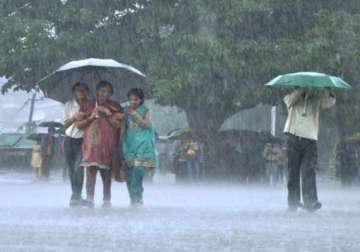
[39,121,63,128]
[37,58,146,103]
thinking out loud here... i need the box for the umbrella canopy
[38,121,63,128]
[166,128,204,140]
[218,129,276,143]
[265,72,352,89]
[38,58,146,103]
[26,133,45,141]
[167,128,192,139]
[220,104,285,134]
[26,127,48,141]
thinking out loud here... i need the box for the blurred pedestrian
[183,137,201,182]
[262,142,283,185]
[31,141,43,179]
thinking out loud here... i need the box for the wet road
[0,171,359,252]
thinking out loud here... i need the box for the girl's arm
[129,111,151,128]
[76,111,96,129]
[64,103,76,129]
[64,112,85,129]
[64,116,77,129]
[108,112,124,129]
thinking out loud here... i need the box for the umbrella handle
[95,101,100,119]
[302,93,308,117]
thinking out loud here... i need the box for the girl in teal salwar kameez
[122,88,157,207]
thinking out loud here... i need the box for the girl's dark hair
[96,80,113,95]
[72,82,89,93]
[127,88,145,105]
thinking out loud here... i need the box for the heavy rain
[1,1,360,252]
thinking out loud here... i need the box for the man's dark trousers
[64,137,83,200]
[287,134,319,208]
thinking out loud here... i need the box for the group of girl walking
[64,80,157,208]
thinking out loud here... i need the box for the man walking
[64,82,90,207]
[284,88,335,212]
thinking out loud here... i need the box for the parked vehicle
[0,133,35,168]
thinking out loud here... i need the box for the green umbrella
[265,72,352,89]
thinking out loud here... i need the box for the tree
[2,0,360,176]
[0,0,149,91]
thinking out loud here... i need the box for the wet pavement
[0,171,359,252]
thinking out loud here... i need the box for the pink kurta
[81,100,121,170]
